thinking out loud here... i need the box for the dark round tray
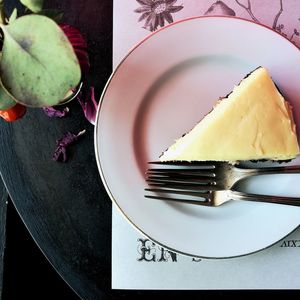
[1,1,299,299]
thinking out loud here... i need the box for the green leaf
[0,81,16,110]
[20,0,44,13]
[0,15,81,107]
[9,8,17,23]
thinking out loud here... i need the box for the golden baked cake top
[160,67,299,162]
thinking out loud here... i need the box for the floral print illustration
[234,0,299,44]
[234,0,259,22]
[134,0,183,32]
[204,1,235,16]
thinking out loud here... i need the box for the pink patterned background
[112,0,300,290]
[133,0,300,46]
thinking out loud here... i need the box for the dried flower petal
[42,106,69,118]
[77,87,98,125]
[53,130,86,162]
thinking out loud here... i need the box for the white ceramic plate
[95,16,300,258]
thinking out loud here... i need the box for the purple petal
[145,12,155,27]
[164,11,173,24]
[42,106,69,118]
[166,0,177,5]
[77,87,98,125]
[134,6,151,13]
[154,14,159,30]
[136,0,152,5]
[138,12,150,22]
[53,130,86,162]
[158,13,165,27]
[168,5,183,13]
[149,24,155,32]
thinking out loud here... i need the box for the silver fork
[145,161,300,207]
[145,189,300,207]
[146,161,300,191]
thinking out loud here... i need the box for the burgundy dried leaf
[53,130,86,162]
[77,87,98,125]
[60,24,90,75]
[42,106,69,118]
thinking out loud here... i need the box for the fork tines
[146,161,218,191]
[148,161,220,167]
[145,161,221,204]
[145,189,212,205]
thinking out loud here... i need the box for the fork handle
[230,190,300,206]
[241,165,300,176]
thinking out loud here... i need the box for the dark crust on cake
[157,159,292,163]
[250,159,292,163]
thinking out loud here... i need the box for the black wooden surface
[2,198,80,299]
[1,1,300,299]
[0,0,113,299]
[0,180,7,298]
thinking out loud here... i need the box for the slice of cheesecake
[160,67,299,162]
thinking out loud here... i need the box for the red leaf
[60,24,90,75]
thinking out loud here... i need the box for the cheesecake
[160,67,299,162]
